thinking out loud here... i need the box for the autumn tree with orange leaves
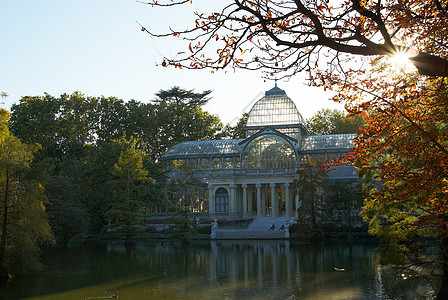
[334,69,448,298]
[143,0,448,297]
[141,0,448,78]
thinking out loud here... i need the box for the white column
[242,184,248,217]
[295,194,301,218]
[270,183,277,217]
[256,183,262,217]
[285,182,291,217]
[208,184,214,215]
[230,184,237,216]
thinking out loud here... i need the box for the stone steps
[212,217,293,239]
[215,230,286,239]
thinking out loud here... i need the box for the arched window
[215,187,229,213]
[243,134,296,169]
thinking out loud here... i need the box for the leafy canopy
[143,0,448,78]
[306,108,366,135]
[0,118,54,277]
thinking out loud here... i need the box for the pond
[0,239,439,299]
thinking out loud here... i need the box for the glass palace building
[160,84,358,220]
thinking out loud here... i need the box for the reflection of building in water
[206,240,386,299]
[160,84,359,236]
[209,240,293,289]
[88,240,430,299]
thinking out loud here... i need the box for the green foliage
[327,180,364,232]
[292,158,328,229]
[152,87,224,158]
[0,125,55,278]
[164,215,199,241]
[81,141,122,232]
[9,88,224,162]
[222,113,248,139]
[361,185,437,264]
[45,175,90,243]
[104,136,154,241]
[8,87,225,243]
[166,160,205,214]
[154,86,212,106]
[306,109,366,135]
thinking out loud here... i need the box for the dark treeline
[7,87,229,244]
[1,86,362,278]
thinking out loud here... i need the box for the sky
[1,0,344,126]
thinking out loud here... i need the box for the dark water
[0,239,438,299]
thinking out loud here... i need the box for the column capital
[242,183,248,188]
[256,183,262,188]
[208,183,214,189]
[270,183,276,188]
[284,182,290,188]
[229,184,237,188]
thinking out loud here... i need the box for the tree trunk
[437,237,448,299]
[0,170,9,280]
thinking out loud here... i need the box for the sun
[390,52,411,66]
[388,49,417,73]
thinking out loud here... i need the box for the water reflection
[0,239,438,299]
[208,240,380,299]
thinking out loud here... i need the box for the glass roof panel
[161,139,243,159]
[301,134,355,150]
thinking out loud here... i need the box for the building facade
[160,85,358,220]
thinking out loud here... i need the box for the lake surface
[0,239,439,299]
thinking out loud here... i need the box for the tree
[9,94,62,158]
[167,160,204,214]
[164,160,202,242]
[222,112,248,139]
[143,1,448,78]
[82,141,123,232]
[328,180,364,235]
[306,108,366,135]
[9,93,97,243]
[292,157,328,234]
[151,86,224,158]
[9,93,127,150]
[330,67,448,297]
[0,112,54,279]
[8,89,226,238]
[154,86,212,107]
[105,135,154,246]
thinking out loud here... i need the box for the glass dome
[246,84,305,128]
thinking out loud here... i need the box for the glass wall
[242,134,296,169]
[302,134,355,150]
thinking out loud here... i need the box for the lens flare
[388,48,417,73]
